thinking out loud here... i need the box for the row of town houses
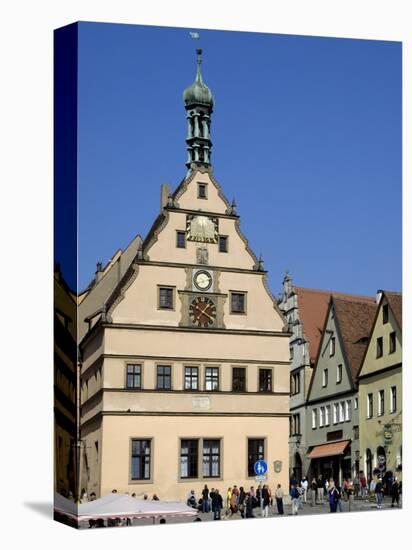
[278,272,402,487]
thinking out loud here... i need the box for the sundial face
[189,296,216,328]
[186,215,218,243]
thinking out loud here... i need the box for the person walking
[238,486,247,518]
[275,484,284,515]
[335,483,343,512]
[359,471,367,498]
[261,485,270,517]
[375,478,384,509]
[212,489,223,520]
[290,484,300,515]
[202,484,210,513]
[310,478,317,507]
[391,478,400,507]
[316,475,324,504]
[348,479,354,511]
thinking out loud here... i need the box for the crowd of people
[186,483,287,520]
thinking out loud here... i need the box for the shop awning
[307,440,351,459]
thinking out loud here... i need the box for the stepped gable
[295,286,374,365]
[333,297,378,382]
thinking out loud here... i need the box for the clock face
[189,296,217,328]
[194,270,212,291]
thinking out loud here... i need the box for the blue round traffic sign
[254,460,268,476]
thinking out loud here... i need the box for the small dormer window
[382,304,389,324]
[198,183,207,199]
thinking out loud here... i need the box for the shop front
[307,440,352,485]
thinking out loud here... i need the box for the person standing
[290,484,300,515]
[212,489,223,520]
[310,478,317,507]
[335,483,343,512]
[391,478,400,508]
[230,491,238,516]
[375,478,384,509]
[226,487,232,512]
[359,471,367,498]
[316,475,324,504]
[328,482,338,513]
[301,477,308,503]
[202,484,209,513]
[261,485,270,517]
[348,479,354,511]
[275,484,284,515]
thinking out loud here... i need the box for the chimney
[160,183,171,211]
[376,290,383,304]
[95,262,103,283]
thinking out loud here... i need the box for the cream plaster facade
[80,167,290,500]
[358,292,402,482]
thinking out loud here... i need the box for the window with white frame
[333,403,339,424]
[345,400,352,422]
[312,409,317,429]
[319,407,325,427]
[330,337,336,357]
[354,397,358,410]
[322,369,328,387]
[367,393,373,419]
[325,405,330,426]
[339,401,345,423]
[390,386,397,413]
[378,390,385,416]
[336,364,343,384]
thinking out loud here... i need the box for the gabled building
[358,291,402,483]
[278,275,378,482]
[305,295,377,484]
[79,49,290,500]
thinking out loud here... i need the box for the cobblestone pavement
[119,497,402,528]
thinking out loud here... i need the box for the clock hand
[195,304,214,321]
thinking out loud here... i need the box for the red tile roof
[385,291,402,329]
[333,297,378,381]
[295,287,374,364]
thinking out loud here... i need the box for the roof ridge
[295,286,374,300]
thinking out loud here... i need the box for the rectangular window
[353,425,359,440]
[248,439,264,476]
[259,369,272,392]
[158,286,174,309]
[197,182,207,199]
[333,403,339,424]
[230,292,246,314]
[203,439,220,477]
[131,439,151,480]
[337,364,343,384]
[294,414,301,435]
[156,365,171,390]
[218,235,228,253]
[339,401,345,423]
[378,390,385,416]
[330,337,336,357]
[376,336,383,358]
[382,304,389,324]
[389,332,396,354]
[367,393,373,419]
[312,409,317,429]
[390,386,397,413]
[176,230,186,248]
[126,364,142,389]
[205,367,219,391]
[325,405,330,426]
[345,400,352,422]
[180,439,198,479]
[322,368,328,387]
[232,367,246,392]
[319,407,325,427]
[354,397,358,410]
[184,367,199,391]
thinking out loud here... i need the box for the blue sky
[77,22,401,297]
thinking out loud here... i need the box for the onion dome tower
[183,48,214,170]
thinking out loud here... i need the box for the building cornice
[133,260,267,275]
[358,362,402,381]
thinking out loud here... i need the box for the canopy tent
[54,492,198,524]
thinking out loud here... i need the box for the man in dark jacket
[202,484,210,513]
[261,485,270,517]
[391,479,400,507]
[375,478,384,509]
[211,489,223,520]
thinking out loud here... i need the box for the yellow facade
[80,167,291,500]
